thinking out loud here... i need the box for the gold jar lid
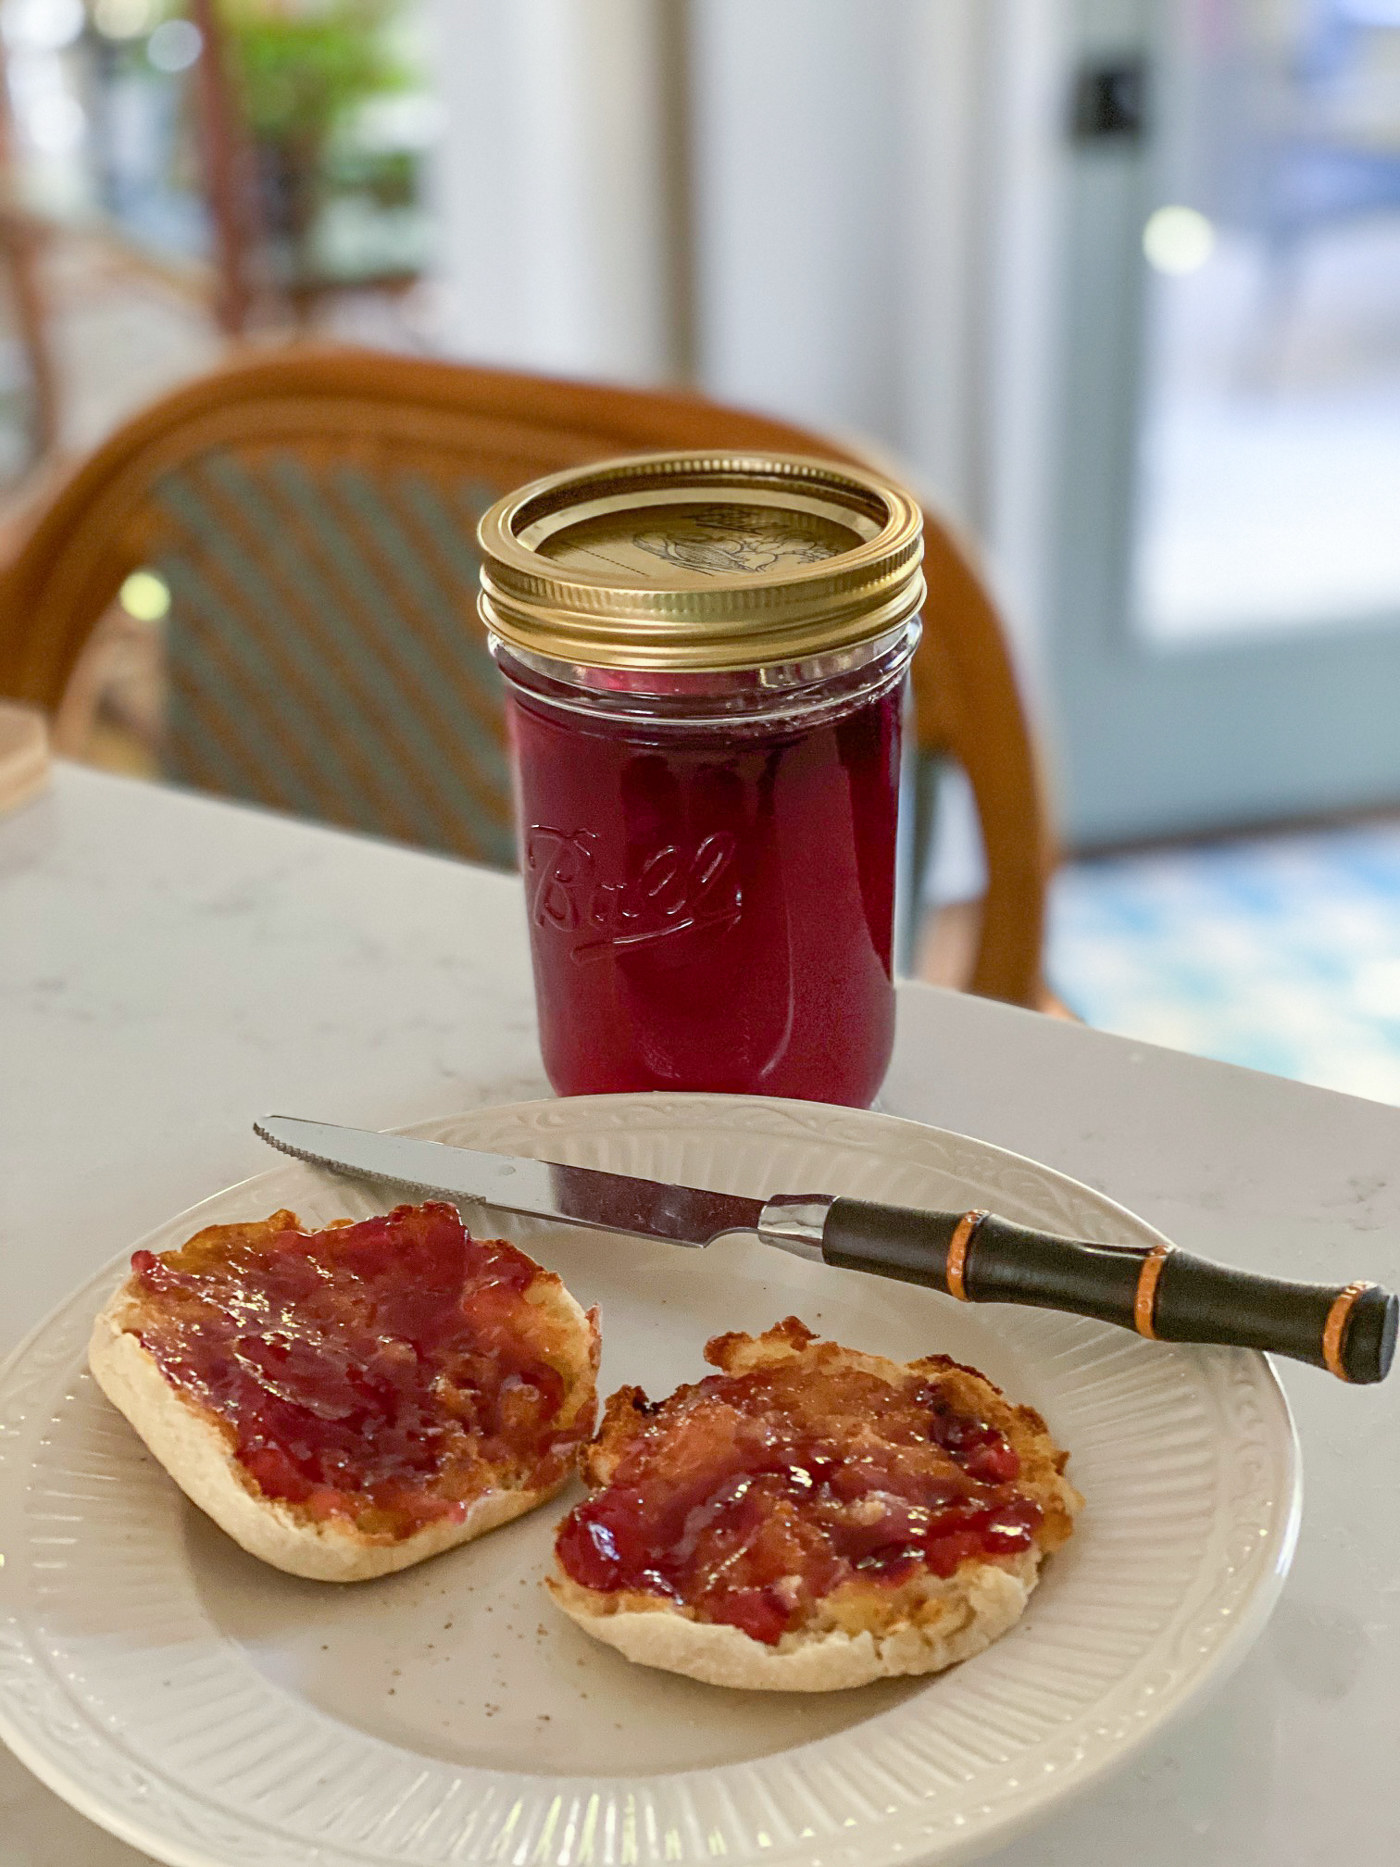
[476,450,924,672]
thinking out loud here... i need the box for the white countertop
[2,765,1397,1866]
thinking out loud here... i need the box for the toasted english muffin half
[548,1317,1080,1690]
[89,1202,599,1582]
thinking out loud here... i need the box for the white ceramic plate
[0,1093,1300,1867]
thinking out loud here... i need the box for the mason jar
[476,451,924,1107]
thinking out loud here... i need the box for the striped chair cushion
[152,447,516,867]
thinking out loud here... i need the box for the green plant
[218,0,411,149]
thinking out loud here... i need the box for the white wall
[426,0,677,383]
[687,0,1068,681]
[689,0,985,517]
[972,0,1072,690]
[687,0,906,440]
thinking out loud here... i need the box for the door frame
[1047,0,1400,847]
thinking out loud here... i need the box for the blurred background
[3,0,1400,1097]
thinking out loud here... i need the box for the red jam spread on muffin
[129,1202,590,1538]
[555,1322,1042,1646]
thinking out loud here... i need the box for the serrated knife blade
[254,1114,772,1248]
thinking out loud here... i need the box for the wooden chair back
[0,345,1053,1003]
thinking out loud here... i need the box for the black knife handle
[818,1199,1397,1384]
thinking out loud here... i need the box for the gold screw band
[1133,1243,1175,1340]
[1322,1281,1373,1382]
[945,1210,988,1302]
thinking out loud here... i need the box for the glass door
[1048,0,1400,844]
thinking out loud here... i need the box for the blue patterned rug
[1048,822,1400,1105]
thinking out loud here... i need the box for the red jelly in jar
[477,453,924,1106]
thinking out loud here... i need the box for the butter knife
[254,1115,1396,1384]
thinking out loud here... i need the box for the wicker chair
[0,345,1054,1004]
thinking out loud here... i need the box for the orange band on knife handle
[1133,1243,1174,1340]
[945,1210,987,1302]
[1322,1281,1373,1382]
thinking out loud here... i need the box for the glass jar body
[494,628,917,1107]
